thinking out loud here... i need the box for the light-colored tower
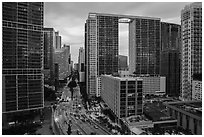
[55,31,62,50]
[78,47,85,72]
[181,2,202,100]
[85,13,98,96]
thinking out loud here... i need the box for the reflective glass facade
[161,50,180,96]
[2,2,44,113]
[86,13,160,96]
[43,28,55,84]
[129,18,161,75]
[160,22,181,97]
[97,15,119,75]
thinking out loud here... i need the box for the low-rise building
[118,69,129,77]
[144,101,177,129]
[122,115,153,129]
[164,101,202,135]
[192,80,202,101]
[130,75,166,95]
[101,75,143,119]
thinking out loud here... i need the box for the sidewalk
[35,107,53,135]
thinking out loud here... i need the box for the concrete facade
[181,2,202,100]
[192,80,202,101]
[164,101,202,135]
[101,75,143,119]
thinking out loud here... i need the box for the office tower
[101,75,143,118]
[55,31,62,50]
[85,13,160,96]
[65,44,72,76]
[43,28,55,85]
[160,22,181,97]
[161,22,181,51]
[86,13,119,96]
[2,2,44,127]
[118,55,128,70]
[71,60,74,73]
[74,63,79,71]
[161,50,180,97]
[129,17,161,75]
[54,44,71,79]
[78,47,85,72]
[54,63,59,91]
[181,2,202,100]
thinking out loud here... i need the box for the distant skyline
[44,2,190,63]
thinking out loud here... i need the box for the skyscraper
[43,28,55,85]
[54,44,71,79]
[2,2,44,127]
[160,22,181,97]
[78,47,85,72]
[161,22,181,51]
[161,50,180,97]
[85,13,160,96]
[118,55,128,70]
[181,2,202,100]
[55,31,62,50]
[129,17,161,75]
[86,13,119,96]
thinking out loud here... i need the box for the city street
[53,80,111,135]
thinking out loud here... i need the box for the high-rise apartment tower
[181,2,202,100]
[85,13,160,96]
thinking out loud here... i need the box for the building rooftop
[122,115,154,129]
[102,75,143,81]
[144,101,175,122]
[88,12,161,20]
[164,101,202,119]
[130,127,147,135]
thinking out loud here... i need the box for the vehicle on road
[76,129,82,135]
[90,132,97,135]
[94,125,98,129]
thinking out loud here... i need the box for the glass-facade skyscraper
[160,22,181,97]
[85,13,161,96]
[43,28,55,85]
[86,13,119,96]
[129,18,161,75]
[2,2,44,126]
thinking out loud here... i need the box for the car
[94,125,98,129]
[90,132,97,135]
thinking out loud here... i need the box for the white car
[94,125,98,129]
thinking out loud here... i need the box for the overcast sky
[44,2,191,63]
